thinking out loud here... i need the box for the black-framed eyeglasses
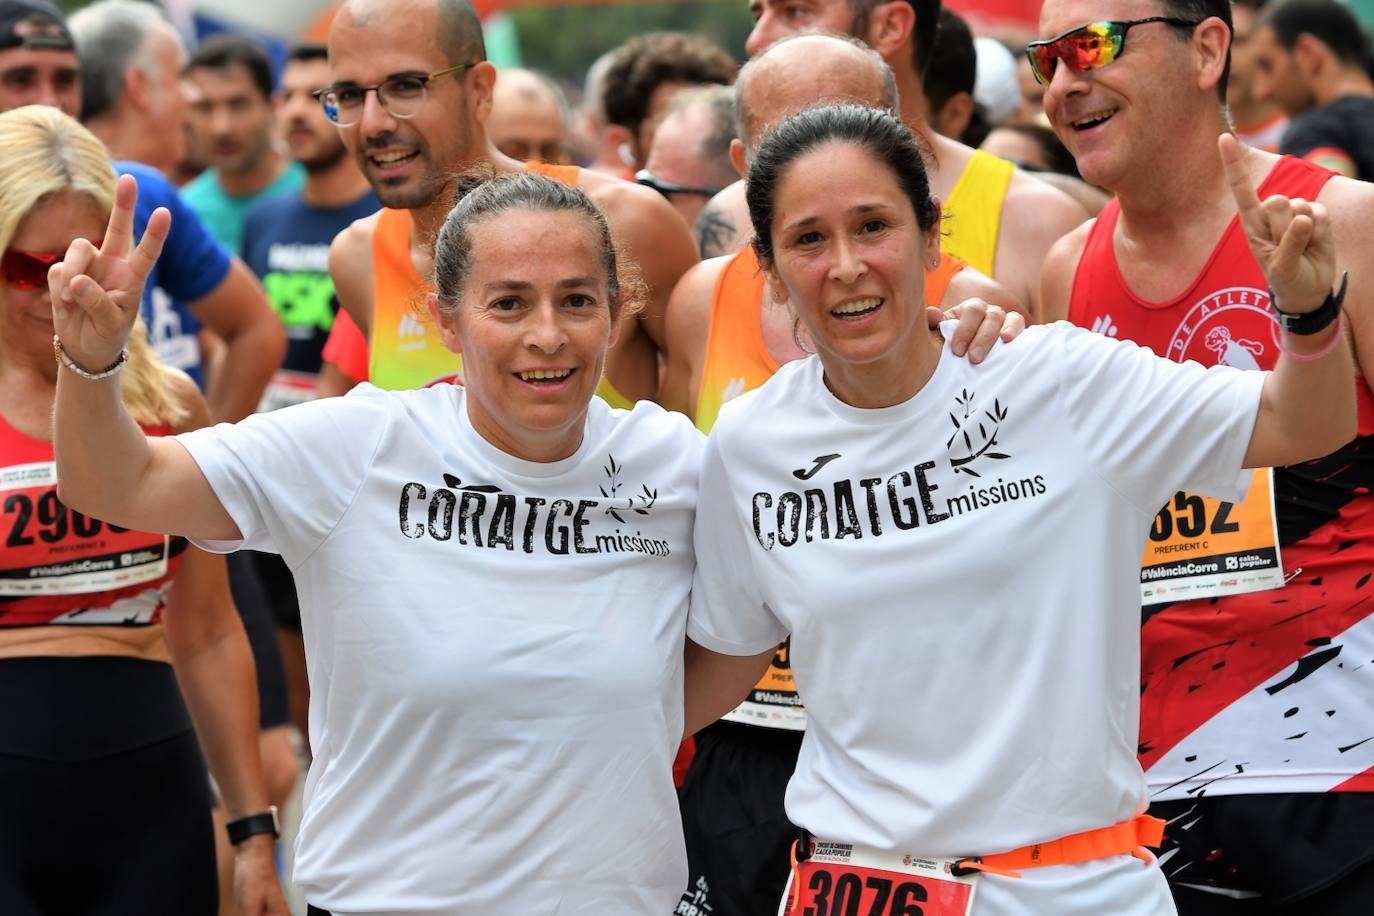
[313,61,481,127]
[1024,18,1200,87]
[635,169,725,199]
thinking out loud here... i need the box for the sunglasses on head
[1,242,100,291]
[1024,17,1200,87]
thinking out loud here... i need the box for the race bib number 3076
[785,844,977,916]
[1139,468,1284,605]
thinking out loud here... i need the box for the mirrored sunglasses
[1025,17,1200,87]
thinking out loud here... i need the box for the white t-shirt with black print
[178,384,701,916]
[688,322,1266,915]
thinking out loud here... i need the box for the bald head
[336,0,484,67]
[735,32,897,158]
[489,67,569,163]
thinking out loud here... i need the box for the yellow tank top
[940,150,1014,278]
[366,165,633,409]
[694,247,965,433]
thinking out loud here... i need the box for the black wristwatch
[226,806,280,845]
[1271,271,1348,335]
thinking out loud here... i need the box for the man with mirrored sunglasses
[324,0,698,405]
[1038,1,1374,913]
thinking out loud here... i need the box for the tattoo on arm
[694,204,738,259]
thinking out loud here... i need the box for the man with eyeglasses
[641,85,737,236]
[1037,1,1374,912]
[739,0,1089,318]
[325,0,698,405]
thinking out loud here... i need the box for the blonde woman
[0,106,286,916]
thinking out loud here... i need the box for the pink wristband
[1268,312,1346,362]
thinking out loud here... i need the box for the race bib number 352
[1139,468,1284,605]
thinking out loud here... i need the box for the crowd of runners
[1,0,1372,914]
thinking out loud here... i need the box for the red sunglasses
[1,241,101,291]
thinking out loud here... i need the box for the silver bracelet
[53,336,128,380]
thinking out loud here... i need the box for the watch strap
[226,806,280,845]
[1271,271,1348,336]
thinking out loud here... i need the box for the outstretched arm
[1221,134,1357,468]
[51,174,240,541]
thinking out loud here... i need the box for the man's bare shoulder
[1039,219,1096,323]
[1320,173,1374,224]
[1003,168,1092,237]
[329,210,383,331]
[331,209,383,256]
[696,181,752,259]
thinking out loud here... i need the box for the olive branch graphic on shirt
[600,455,658,524]
[946,389,1010,478]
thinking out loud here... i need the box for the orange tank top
[694,247,964,433]
[366,164,632,407]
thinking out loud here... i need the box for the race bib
[257,368,319,413]
[0,462,169,597]
[722,637,808,730]
[783,841,978,916]
[1139,468,1284,605]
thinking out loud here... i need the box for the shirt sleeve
[322,310,370,384]
[173,385,391,564]
[686,428,788,656]
[136,167,232,303]
[1279,108,1352,165]
[1054,323,1266,515]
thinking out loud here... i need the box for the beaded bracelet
[1268,312,1346,363]
[53,336,128,380]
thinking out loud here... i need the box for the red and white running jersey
[1069,156,1374,800]
[0,416,185,627]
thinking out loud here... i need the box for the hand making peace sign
[1221,132,1336,316]
[48,173,171,372]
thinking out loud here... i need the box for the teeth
[1073,111,1114,128]
[373,151,416,164]
[519,369,572,381]
[832,297,882,315]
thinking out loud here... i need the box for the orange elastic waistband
[952,813,1166,879]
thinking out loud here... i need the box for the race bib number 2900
[1139,468,1284,605]
[785,844,977,916]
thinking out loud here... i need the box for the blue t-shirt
[183,162,305,255]
[240,188,380,410]
[117,161,232,386]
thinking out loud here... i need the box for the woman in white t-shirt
[683,105,1356,916]
[47,170,704,915]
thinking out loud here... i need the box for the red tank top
[1069,156,1374,796]
[0,417,186,628]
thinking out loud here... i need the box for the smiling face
[328,3,484,210]
[430,209,618,462]
[765,140,937,374]
[1,190,105,360]
[1038,0,1203,190]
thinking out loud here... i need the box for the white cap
[973,37,1019,128]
